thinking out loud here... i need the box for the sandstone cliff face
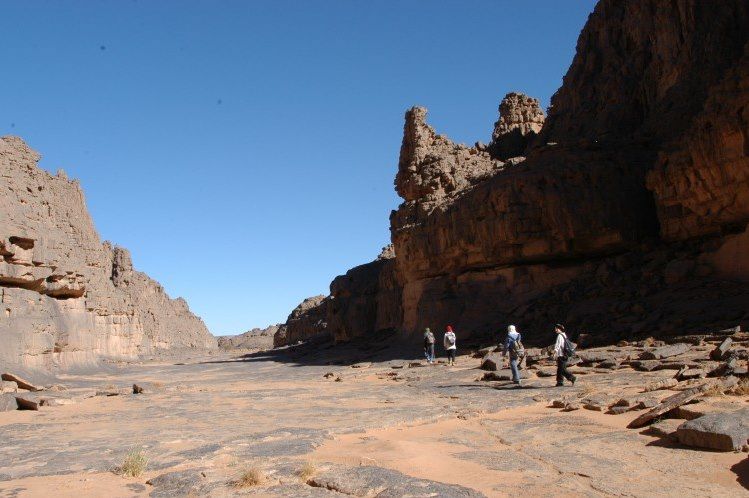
[0,137,216,372]
[289,0,749,347]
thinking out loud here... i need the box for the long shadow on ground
[200,330,500,368]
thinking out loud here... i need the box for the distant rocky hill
[281,0,749,347]
[0,137,216,373]
[218,324,279,350]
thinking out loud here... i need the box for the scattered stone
[473,346,496,358]
[480,353,502,371]
[352,362,372,369]
[633,399,658,410]
[710,337,733,361]
[1,373,40,392]
[146,469,214,497]
[133,384,144,394]
[323,372,335,379]
[642,378,678,392]
[562,402,581,412]
[583,402,604,411]
[480,372,511,382]
[15,393,42,410]
[630,360,661,372]
[679,368,707,380]
[551,399,567,408]
[677,409,749,451]
[40,397,76,407]
[608,406,631,415]
[639,343,690,360]
[708,357,737,377]
[0,394,18,411]
[535,368,556,377]
[407,362,423,368]
[599,359,621,369]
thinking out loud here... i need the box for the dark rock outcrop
[274,295,329,347]
[282,0,749,348]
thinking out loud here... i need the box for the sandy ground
[0,345,747,497]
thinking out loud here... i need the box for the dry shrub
[298,461,316,481]
[118,447,148,477]
[233,466,265,488]
[701,383,727,398]
[728,378,749,396]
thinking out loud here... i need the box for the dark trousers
[556,357,576,385]
[447,349,456,361]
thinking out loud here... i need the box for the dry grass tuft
[233,466,265,488]
[701,383,727,398]
[298,461,317,482]
[117,447,148,477]
[728,378,749,396]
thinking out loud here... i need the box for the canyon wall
[0,136,216,373]
[293,0,749,347]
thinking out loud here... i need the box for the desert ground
[1,337,747,497]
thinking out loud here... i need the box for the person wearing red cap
[443,325,457,366]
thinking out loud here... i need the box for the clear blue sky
[0,0,597,335]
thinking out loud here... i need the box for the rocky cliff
[287,0,749,347]
[0,137,216,373]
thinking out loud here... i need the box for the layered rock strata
[287,0,749,347]
[0,137,216,372]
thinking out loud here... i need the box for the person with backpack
[503,324,524,384]
[443,325,457,366]
[554,323,576,386]
[423,327,436,364]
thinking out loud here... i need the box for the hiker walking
[554,324,576,386]
[423,327,436,364]
[503,325,524,384]
[444,325,457,366]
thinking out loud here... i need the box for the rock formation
[283,0,749,347]
[273,295,329,347]
[0,137,216,373]
[218,324,279,350]
[488,92,545,160]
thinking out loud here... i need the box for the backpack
[446,333,456,346]
[510,337,525,358]
[562,336,576,358]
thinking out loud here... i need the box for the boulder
[0,394,18,411]
[480,353,503,371]
[677,409,749,451]
[0,381,18,393]
[710,337,733,361]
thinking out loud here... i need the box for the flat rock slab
[146,469,215,497]
[307,464,485,497]
[628,382,713,428]
[640,343,690,360]
[0,381,18,393]
[1,373,40,392]
[677,408,749,451]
